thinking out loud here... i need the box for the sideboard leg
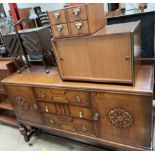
[19,124,30,142]
[19,124,41,143]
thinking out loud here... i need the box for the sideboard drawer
[67,5,87,22]
[39,101,92,119]
[52,24,70,38]
[70,20,89,36]
[69,105,92,119]
[43,113,60,128]
[48,9,67,25]
[43,113,95,136]
[34,87,52,101]
[34,87,90,106]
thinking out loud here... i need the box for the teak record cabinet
[48,3,107,38]
[53,21,141,85]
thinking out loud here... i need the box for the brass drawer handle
[49,119,55,125]
[40,91,46,99]
[75,95,81,103]
[33,104,38,110]
[56,25,63,32]
[72,7,81,16]
[45,106,49,112]
[54,12,60,19]
[79,112,83,118]
[82,125,87,132]
[93,113,99,121]
[75,22,82,29]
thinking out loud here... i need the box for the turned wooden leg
[19,124,41,143]
[19,125,30,142]
[42,53,49,73]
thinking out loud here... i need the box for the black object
[2,19,30,73]
[2,19,52,73]
[107,11,155,58]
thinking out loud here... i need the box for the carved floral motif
[108,108,133,128]
[16,96,29,111]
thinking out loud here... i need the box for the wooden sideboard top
[93,21,140,36]
[1,65,154,95]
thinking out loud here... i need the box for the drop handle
[75,95,81,103]
[45,106,49,112]
[49,119,55,125]
[79,112,83,118]
[53,12,60,19]
[75,22,82,29]
[82,126,87,132]
[40,91,46,99]
[33,104,38,110]
[56,25,63,32]
[73,8,80,16]
[93,113,99,121]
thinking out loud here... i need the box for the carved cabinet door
[4,85,43,124]
[92,92,152,149]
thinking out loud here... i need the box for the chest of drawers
[2,65,154,150]
[53,21,141,85]
[48,3,107,38]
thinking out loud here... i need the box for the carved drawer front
[52,24,70,38]
[74,119,95,136]
[65,90,90,106]
[43,113,95,136]
[70,20,89,36]
[34,87,90,106]
[48,10,67,25]
[34,88,67,102]
[69,105,92,119]
[92,92,152,148]
[43,113,60,128]
[34,88,53,101]
[39,101,92,120]
[67,5,87,22]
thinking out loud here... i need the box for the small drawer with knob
[70,20,89,36]
[48,9,67,25]
[43,113,59,128]
[66,90,90,106]
[69,105,92,120]
[67,5,87,22]
[74,119,96,136]
[52,24,70,38]
[33,88,52,101]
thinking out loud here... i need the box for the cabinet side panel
[133,22,141,85]
[87,3,107,34]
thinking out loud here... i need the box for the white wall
[3,3,155,17]
[125,3,155,15]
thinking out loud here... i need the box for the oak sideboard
[1,65,154,150]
